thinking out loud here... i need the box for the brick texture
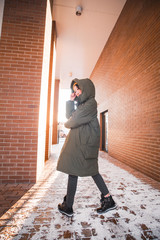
[91,0,160,181]
[0,0,48,183]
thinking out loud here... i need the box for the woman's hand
[70,93,76,101]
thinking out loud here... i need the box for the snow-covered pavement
[0,144,160,239]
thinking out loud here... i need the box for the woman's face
[73,85,82,97]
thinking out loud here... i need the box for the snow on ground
[0,144,160,239]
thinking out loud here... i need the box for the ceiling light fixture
[76,6,82,16]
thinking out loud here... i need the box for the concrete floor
[0,144,160,240]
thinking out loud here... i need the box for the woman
[57,78,116,217]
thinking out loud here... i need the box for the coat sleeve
[64,98,97,129]
[66,100,75,119]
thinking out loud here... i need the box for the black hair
[70,80,80,93]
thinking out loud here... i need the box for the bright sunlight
[58,89,71,123]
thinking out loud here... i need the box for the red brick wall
[0,0,47,183]
[91,0,160,181]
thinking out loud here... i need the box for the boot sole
[97,204,117,214]
[58,209,73,217]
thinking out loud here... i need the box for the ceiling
[52,0,126,89]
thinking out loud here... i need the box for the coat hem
[56,168,99,177]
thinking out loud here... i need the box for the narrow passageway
[0,144,160,239]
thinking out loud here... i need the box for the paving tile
[0,144,160,239]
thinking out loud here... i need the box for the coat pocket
[82,128,100,160]
[80,121,100,160]
[82,145,99,159]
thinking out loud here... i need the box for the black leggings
[66,174,109,208]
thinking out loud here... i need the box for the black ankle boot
[58,196,73,217]
[97,195,117,214]
[63,195,66,203]
[100,193,104,203]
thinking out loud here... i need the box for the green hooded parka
[56,78,100,176]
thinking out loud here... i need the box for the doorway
[101,110,108,152]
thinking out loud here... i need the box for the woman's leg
[58,175,78,217]
[92,173,116,213]
[92,173,109,196]
[66,175,78,208]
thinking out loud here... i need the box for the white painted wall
[53,0,126,88]
[37,0,53,181]
[0,0,5,38]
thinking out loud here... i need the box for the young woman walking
[57,78,116,217]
